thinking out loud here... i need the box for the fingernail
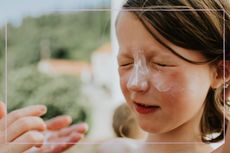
[64,115,72,123]
[80,123,89,131]
[38,105,47,113]
[70,133,84,141]
[76,123,89,132]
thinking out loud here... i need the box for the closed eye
[156,63,168,67]
[152,62,176,67]
[151,62,168,67]
[120,63,133,67]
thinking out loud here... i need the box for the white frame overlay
[3,7,227,145]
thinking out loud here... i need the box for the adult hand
[25,115,88,153]
[0,102,47,153]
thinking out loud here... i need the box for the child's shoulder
[97,138,141,153]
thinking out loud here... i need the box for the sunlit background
[0,0,126,152]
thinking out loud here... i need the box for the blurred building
[38,59,92,83]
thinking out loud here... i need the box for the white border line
[4,8,226,145]
[36,8,225,13]
[10,141,212,145]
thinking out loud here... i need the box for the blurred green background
[0,11,111,126]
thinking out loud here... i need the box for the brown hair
[122,0,230,142]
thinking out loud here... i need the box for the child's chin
[139,122,166,134]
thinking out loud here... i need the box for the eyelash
[119,62,168,68]
[155,63,168,67]
[120,63,133,67]
[151,62,169,67]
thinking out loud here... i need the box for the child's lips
[133,101,160,114]
[133,100,160,107]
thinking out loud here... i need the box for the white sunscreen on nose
[127,51,149,91]
[127,50,174,93]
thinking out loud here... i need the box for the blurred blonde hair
[112,103,144,139]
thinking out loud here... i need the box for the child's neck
[146,122,201,142]
[146,104,203,142]
[138,143,212,153]
[141,130,212,153]
[141,108,213,153]
[143,127,205,153]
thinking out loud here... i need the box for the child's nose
[127,51,150,93]
[127,65,149,93]
[127,79,149,93]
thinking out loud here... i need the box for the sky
[0,0,111,27]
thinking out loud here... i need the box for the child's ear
[210,60,230,89]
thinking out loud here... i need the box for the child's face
[116,12,216,135]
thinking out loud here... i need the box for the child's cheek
[150,69,185,94]
[155,70,189,104]
[119,73,132,101]
[159,70,204,115]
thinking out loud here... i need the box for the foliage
[6,11,110,69]
[6,65,91,124]
[0,29,5,96]
[7,65,49,109]
[0,11,110,126]
[27,75,91,123]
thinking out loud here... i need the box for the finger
[46,123,88,142]
[7,117,46,142]
[0,102,7,136]
[0,101,6,119]
[0,105,47,130]
[46,115,72,131]
[0,131,44,153]
[56,123,88,138]
[49,133,83,153]
[36,133,83,153]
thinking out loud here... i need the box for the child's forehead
[116,11,141,30]
[116,11,207,63]
[116,12,171,55]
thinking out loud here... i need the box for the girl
[99,0,230,153]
